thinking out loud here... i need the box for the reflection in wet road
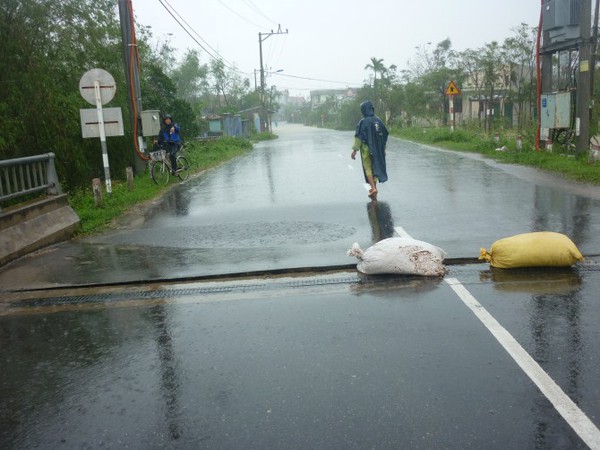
[2,264,600,448]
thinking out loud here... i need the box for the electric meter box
[141,110,161,137]
[540,92,571,129]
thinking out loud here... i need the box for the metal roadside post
[449,94,455,132]
[445,80,461,132]
[94,79,112,193]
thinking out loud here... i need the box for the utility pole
[118,0,147,172]
[258,25,288,132]
[540,21,553,149]
[539,0,595,154]
[575,0,592,154]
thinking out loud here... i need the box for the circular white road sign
[79,68,117,106]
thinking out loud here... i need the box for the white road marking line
[394,227,413,239]
[445,277,600,449]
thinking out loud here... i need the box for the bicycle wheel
[175,155,190,181]
[151,160,170,185]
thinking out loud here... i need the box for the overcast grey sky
[134,0,542,97]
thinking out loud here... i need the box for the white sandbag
[348,237,447,276]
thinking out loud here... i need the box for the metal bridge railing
[0,153,62,211]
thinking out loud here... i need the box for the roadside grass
[391,126,600,185]
[252,131,278,141]
[69,136,255,236]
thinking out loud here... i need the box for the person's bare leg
[367,175,377,199]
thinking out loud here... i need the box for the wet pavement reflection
[367,200,395,243]
[467,262,600,449]
[1,263,599,448]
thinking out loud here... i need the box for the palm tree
[364,57,386,89]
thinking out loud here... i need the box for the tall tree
[481,41,503,131]
[364,57,398,119]
[458,48,486,125]
[170,49,209,104]
[411,39,457,124]
[364,57,386,90]
[0,0,130,189]
[209,59,250,112]
[503,24,537,129]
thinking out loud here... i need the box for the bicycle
[149,142,190,185]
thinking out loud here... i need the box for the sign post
[94,79,112,193]
[444,80,461,132]
[449,94,455,132]
[79,69,123,195]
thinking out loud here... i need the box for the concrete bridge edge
[0,195,80,267]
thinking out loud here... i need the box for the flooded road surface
[2,124,600,448]
[2,123,600,288]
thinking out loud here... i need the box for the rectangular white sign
[80,107,124,139]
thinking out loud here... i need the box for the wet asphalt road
[1,264,600,449]
[2,123,600,448]
[2,123,600,287]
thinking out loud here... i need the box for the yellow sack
[479,232,584,268]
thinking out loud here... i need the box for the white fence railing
[0,153,62,211]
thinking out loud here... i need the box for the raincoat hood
[360,100,375,117]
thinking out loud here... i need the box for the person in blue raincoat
[157,114,182,174]
[351,100,388,199]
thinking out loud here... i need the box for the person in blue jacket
[157,114,182,174]
[351,100,388,199]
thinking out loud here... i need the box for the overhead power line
[157,0,246,75]
[154,0,363,90]
[215,0,266,28]
[241,0,278,27]
[274,72,364,87]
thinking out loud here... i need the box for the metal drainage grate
[12,275,360,308]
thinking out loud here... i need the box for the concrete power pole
[258,25,288,132]
[540,0,595,155]
[118,0,146,173]
[576,0,592,154]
